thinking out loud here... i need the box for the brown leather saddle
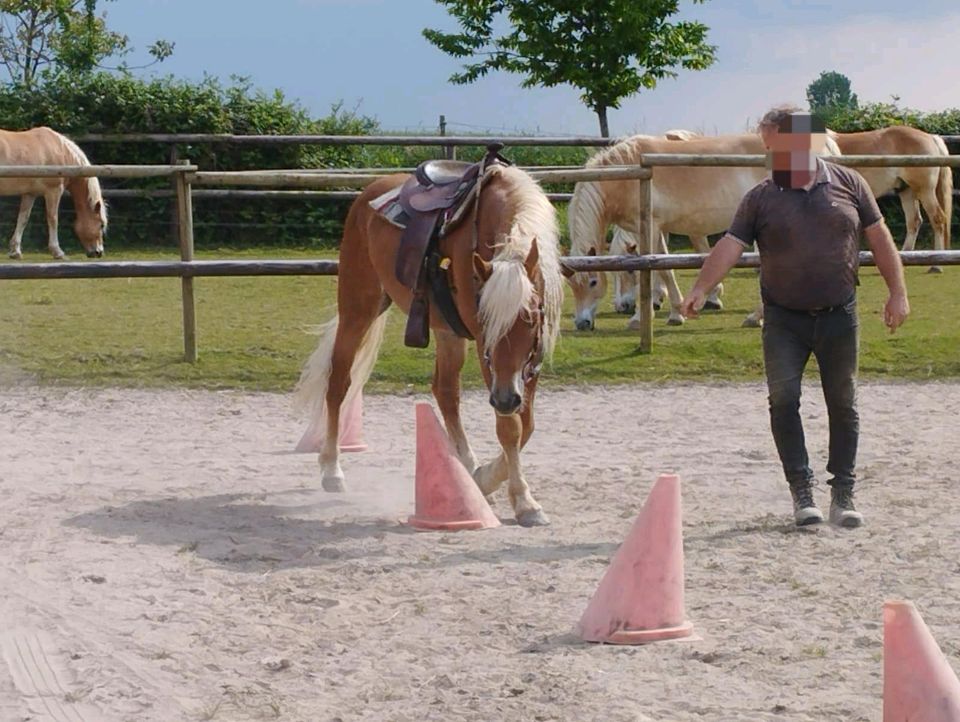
[396,143,511,348]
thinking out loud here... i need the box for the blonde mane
[58,132,108,227]
[477,165,562,360]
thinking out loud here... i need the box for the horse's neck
[67,178,93,215]
[571,183,612,253]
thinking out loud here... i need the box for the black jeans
[762,298,860,489]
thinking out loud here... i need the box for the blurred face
[759,114,828,189]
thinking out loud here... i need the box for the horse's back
[0,126,73,165]
[833,126,943,156]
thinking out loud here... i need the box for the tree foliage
[423,0,716,137]
[0,0,171,87]
[806,70,858,114]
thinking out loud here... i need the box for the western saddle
[395,143,511,348]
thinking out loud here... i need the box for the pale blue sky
[108,0,959,137]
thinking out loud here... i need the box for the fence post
[636,171,654,353]
[174,159,197,363]
[439,114,455,160]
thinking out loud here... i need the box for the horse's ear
[587,247,597,257]
[626,243,637,255]
[93,201,102,214]
[524,238,539,279]
[473,253,492,283]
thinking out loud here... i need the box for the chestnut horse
[1,127,107,259]
[294,164,563,526]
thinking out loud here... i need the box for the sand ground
[1,381,958,721]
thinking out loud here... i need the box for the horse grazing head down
[73,179,107,258]
[474,240,547,416]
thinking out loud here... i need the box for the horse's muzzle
[87,250,103,258]
[575,318,595,331]
[489,390,522,416]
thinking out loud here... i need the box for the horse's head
[563,247,606,330]
[74,197,106,258]
[610,229,638,315]
[474,241,545,416]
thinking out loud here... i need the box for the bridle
[481,295,545,385]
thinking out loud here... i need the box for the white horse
[0,126,107,259]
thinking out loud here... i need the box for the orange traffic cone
[294,391,367,453]
[407,402,500,531]
[577,472,694,644]
[883,600,960,721]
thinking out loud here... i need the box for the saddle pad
[369,184,479,236]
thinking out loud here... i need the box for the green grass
[1,247,957,392]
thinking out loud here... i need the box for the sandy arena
[1,381,958,721]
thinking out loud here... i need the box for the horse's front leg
[8,195,35,259]
[432,332,479,473]
[43,187,66,260]
[503,377,547,527]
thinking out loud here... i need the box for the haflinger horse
[609,225,722,321]
[293,163,563,527]
[0,127,107,259]
[829,126,952,264]
[566,132,840,330]
[565,133,774,330]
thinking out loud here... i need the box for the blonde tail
[933,135,953,250]
[292,312,388,422]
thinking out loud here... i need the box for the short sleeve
[853,171,883,228]
[726,185,761,248]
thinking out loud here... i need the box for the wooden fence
[2,153,960,360]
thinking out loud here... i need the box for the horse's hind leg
[916,185,947,273]
[8,195,36,259]
[43,186,66,259]
[318,276,388,492]
[898,188,922,252]
[433,331,479,474]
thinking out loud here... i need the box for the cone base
[339,442,367,453]
[407,515,495,531]
[592,620,694,645]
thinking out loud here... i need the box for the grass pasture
[1,247,957,392]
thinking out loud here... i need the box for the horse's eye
[588,278,598,288]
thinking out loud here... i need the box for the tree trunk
[596,106,609,138]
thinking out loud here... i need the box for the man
[679,106,910,528]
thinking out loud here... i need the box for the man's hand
[884,292,909,333]
[680,288,706,319]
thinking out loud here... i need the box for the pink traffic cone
[883,600,960,722]
[294,391,367,453]
[577,473,694,644]
[407,402,500,531]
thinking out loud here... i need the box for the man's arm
[680,234,746,318]
[864,220,909,333]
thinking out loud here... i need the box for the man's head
[757,105,828,188]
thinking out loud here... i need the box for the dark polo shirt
[727,158,884,310]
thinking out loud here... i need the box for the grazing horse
[0,127,107,259]
[294,163,563,527]
[830,126,952,263]
[566,133,774,330]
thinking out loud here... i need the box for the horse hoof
[8,251,21,260]
[741,317,762,328]
[627,319,642,331]
[927,266,943,274]
[322,475,346,493]
[517,508,550,527]
[667,317,684,326]
[704,300,723,311]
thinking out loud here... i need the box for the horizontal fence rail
[72,133,960,147]
[4,251,957,281]
[638,154,960,168]
[0,164,197,178]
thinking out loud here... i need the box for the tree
[0,0,172,88]
[423,0,716,137]
[806,70,858,113]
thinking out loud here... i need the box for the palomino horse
[830,126,952,262]
[294,164,563,527]
[566,134,773,330]
[0,127,107,259]
[609,225,722,320]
